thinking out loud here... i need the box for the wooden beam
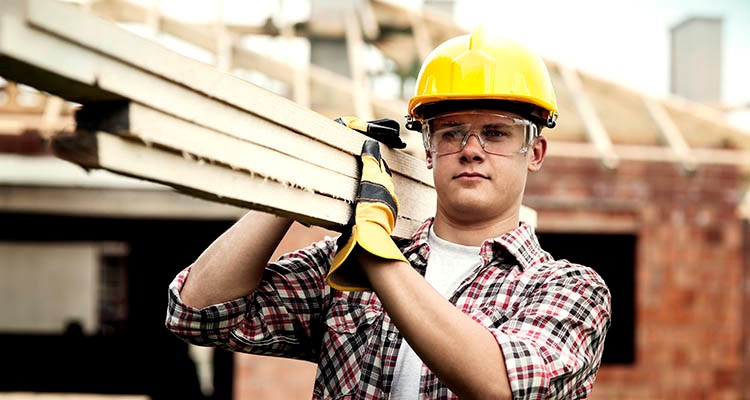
[642,95,697,173]
[0,0,435,236]
[21,0,419,173]
[0,0,537,236]
[0,112,72,135]
[558,65,619,169]
[275,5,310,109]
[74,102,360,201]
[358,0,380,41]
[39,95,65,135]
[0,0,415,181]
[345,11,374,120]
[548,141,750,168]
[145,0,160,35]
[409,12,432,61]
[52,130,367,231]
[213,0,232,73]
[72,102,437,235]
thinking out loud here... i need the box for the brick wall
[526,156,747,399]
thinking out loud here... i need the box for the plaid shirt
[166,219,611,399]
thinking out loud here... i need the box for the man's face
[424,109,546,224]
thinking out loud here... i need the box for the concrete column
[670,17,722,103]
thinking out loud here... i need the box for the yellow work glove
[327,139,408,291]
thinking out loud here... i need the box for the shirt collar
[402,218,549,272]
[401,218,433,256]
[488,221,549,271]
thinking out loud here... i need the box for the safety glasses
[421,111,538,156]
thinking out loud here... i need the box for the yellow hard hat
[407,26,558,129]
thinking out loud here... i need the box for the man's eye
[438,126,466,141]
[483,128,508,140]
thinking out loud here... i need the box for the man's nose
[460,134,486,157]
[462,134,484,151]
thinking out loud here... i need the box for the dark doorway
[0,213,236,399]
[536,232,636,365]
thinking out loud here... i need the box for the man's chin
[446,198,497,218]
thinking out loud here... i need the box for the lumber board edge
[50,130,427,238]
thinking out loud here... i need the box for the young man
[166,27,611,399]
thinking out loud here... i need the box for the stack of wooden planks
[0,0,536,237]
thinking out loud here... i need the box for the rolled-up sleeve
[165,238,337,362]
[471,265,611,399]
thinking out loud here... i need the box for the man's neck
[432,211,519,247]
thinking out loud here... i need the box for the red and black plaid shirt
[166,219,611,399]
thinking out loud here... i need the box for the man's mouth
[454,172,489,180]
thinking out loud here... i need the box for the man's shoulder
[531,257,610,295]
[275,236,338,266]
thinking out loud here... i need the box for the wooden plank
[145,0,161,34]
[558,65,619,169]
[75,101,358,205]
[0,114,71,135]
[3,0,433,186]
[73,102,437,233]
[0,0,537,233]
[0,1,432,181]
[39,95,65,134]
[409,12,432,61]
[345,11,374,120]
[549,141,750,167]
[51,130,431,237]
[0,2,436,236]
[276,11,311,108]
[0,12,354,178]
[213,0,232,73]
[24,0,383,165]
[52,131,360,230]
[358,0,380,40]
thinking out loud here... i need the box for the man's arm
[360,251,512,400]
[180,210,293,308]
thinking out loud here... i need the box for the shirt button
[387,332,398,341]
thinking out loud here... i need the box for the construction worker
[166,27,611,399]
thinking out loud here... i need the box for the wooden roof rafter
[0,79,73,136]
[409,11,433,62]
[642,95,697,173]
[558,64,619,170]
[548,141,750,168]
[344,9,374,121]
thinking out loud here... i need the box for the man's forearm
[180,211,293,309]
[361,252,512,400]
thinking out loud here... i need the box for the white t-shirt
[389,227,481,399]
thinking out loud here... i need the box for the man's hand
[327,139,408,291]
[335,116,407,149]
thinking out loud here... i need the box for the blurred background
[0,0,748,399]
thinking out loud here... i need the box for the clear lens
[421,111,537,156]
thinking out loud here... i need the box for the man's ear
[528,135,547,172]
[425,150,433,169]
